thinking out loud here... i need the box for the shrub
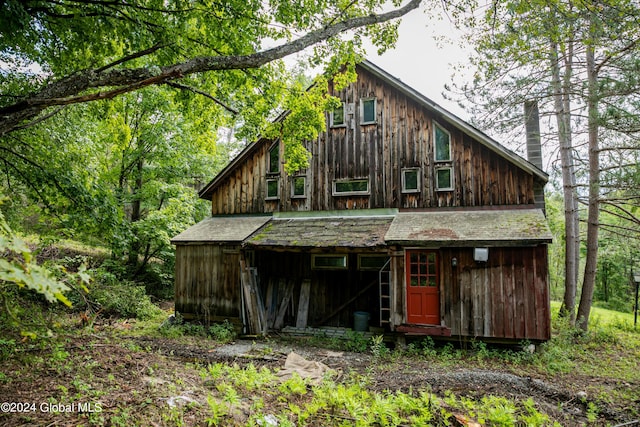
[209,320,236,343]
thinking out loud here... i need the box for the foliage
[370,334,391,359]
[451,0,640,329]
[160,316,237,343]
[0,203,94,340]
[0,0,422,141]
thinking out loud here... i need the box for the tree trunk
[127,158,144,268]
[577,39,600,332]
[550,39,580,324]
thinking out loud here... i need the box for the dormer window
[360,98,376,125]
[330,103,346,127]
[434,123,451,162]
[268,142,280,174]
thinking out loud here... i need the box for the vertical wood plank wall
[175,244,241,320]
[208,65,539,215]
[414,246,551,341]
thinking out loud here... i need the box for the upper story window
[268,142,280,174]
[435,167,454,191]
[330,103,346,127]
[291,176,306,198]
[402,168,421,193]
[332,179,369,196]
[266,178,279,199]
[360,98,376,125]
[434,123,451,162]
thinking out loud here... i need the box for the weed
[343,330,369,352]
[278,372,308,396]
[208,320,236,343]
[586,402,599,423]
[0,338,16,360]
[370,334,391,359]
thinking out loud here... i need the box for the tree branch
[165,81,238,115]
[0,0,422,136]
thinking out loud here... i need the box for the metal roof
[171,215,271,244]
[385,208,552,247]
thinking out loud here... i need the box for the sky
[365,6,473,120]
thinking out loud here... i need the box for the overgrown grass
[195,362,558,426]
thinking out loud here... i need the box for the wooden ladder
[379,258,392,327]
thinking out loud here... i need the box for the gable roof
[198,61,547,200]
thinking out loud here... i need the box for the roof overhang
[172,208,552,249]
[384,208,552,247]
[171,215,271,244]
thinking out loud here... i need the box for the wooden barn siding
[208,66,536,215]
[254,250,382,328]
[436,246,550,341]
[174,244,241,320]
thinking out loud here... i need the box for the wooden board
[295,279,311,328]
[274,280,295,330]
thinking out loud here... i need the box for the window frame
[312,254,348,270]
[291,175,306,198]
[265,177,280,200]
[433,122,452,163]
[360,98,377,125]
[332,178,370,196]
[267,141,280,174]
[435,167,454,191]
[357,254,390,271]
[330,103,346,128]
[401,167,421,194]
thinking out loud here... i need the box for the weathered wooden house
[172,61,552,342]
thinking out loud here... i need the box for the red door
[406,250,440,325]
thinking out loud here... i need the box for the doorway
[405,250,440,325]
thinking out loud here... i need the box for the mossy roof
[385,209,552,247]
[171,215,271,244]
[245,216,393,249]
[172,209,552,248]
